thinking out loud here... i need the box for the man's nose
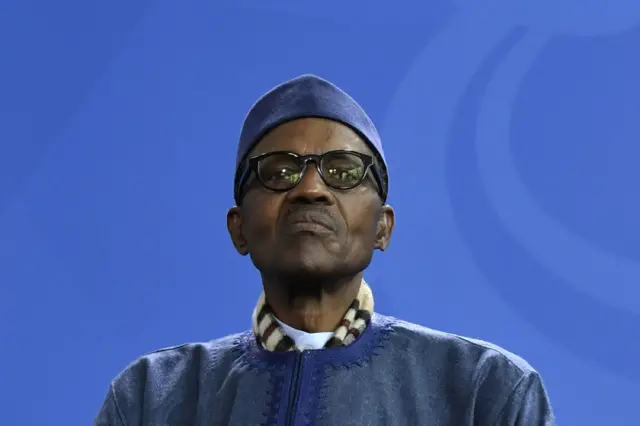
[287,164,332,204]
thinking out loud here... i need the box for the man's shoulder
[111,330,252,390]
[377,313,537,377]
[96,331,255,424]
[142,330,248,361]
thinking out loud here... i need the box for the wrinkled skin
[227,118,394,329]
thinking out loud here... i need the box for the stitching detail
[234,332,288,426]
[236,316,396,425]
[312,316,396,423]
[110,381,127,426]
[489,372,530,425]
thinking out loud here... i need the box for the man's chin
[276,254,341,279]
[281,233,342,255]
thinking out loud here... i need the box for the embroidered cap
[234,74,388,203]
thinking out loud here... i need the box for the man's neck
[261,273,363,333]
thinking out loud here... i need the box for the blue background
[1,1,639,425]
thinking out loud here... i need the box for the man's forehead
[248,118,373,156]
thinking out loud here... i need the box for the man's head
[227,75,394,289]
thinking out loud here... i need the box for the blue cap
[236,74,387,177]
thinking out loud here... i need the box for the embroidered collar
[252,280,374,352]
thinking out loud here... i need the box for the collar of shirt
[273,316,334,350]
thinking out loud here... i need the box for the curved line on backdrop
[449,29,639,382]
[475,32,640,315]
[378,12,515,332]
[383,8,639,382]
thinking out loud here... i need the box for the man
[94,74,556,425]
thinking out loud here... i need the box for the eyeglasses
[234,150,386,203]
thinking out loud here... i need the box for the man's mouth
[287,221,333,234]
[284,210,336,234]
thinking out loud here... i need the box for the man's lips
[287,221,333,234]
[284,210,337,233]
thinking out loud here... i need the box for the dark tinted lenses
[320,151,366,189]
[256,151,367,191]
[257,153,303,190]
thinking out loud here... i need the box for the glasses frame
[234,150,386,204]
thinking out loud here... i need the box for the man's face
[227,118,394,283]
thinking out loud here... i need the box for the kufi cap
[235,74,388,201]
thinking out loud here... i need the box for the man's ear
[374,204,395,251]
[227,206,249,256]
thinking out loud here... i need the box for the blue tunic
[94,314,555,425]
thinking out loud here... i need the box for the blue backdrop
[1,1,639,425]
